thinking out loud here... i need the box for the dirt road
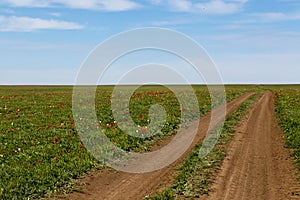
[206,91,300,200]
[55,93,253,200]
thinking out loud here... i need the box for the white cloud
[250,12,300,22]
[168,0,192,11]
[99,0,140,11]
[1,0,248,13]
[1,0,140,11]
[0,15,83,32]
[194,0,246,14]
[3,0,49,7]
[150,0,248,14]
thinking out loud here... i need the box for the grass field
[0,85,299,199]
[274,88,300,171]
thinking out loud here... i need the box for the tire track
[206,91,300,200]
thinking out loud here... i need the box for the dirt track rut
[206,91,300,200]
[56,93,254,200]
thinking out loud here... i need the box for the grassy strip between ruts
[144,92,260,199]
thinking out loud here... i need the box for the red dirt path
[205,91,300,200]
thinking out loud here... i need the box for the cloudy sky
[0,0,299,84]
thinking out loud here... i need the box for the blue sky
[0,0,299,84]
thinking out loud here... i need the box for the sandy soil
[51,93,254,200]
[205,91,300,200]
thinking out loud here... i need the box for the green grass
[144,92,259,199]
[0,85,253,199]
[274,88,300,174]
[260,84,300,90]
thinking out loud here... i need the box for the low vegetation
[275,88,300,172]
[0,85,250,199]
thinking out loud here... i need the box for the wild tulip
[141,127,147,133]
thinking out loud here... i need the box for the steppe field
[0,85,300,200]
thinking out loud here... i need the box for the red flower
[37,160,41,163]
[67,149,71,153]
[31,143,35,147]
[141,127,147,133]
[78,153,81,157]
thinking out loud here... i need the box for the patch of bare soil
[205,91,300,200]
